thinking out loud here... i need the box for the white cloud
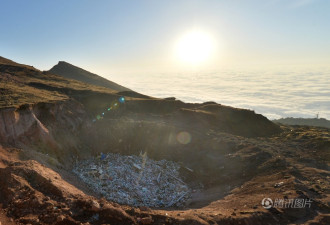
[111,68,330,120]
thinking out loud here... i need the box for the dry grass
[0,82,68,108]
[0,63,118,108]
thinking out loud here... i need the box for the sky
[1,0,330,76]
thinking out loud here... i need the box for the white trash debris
[73,153,191,207]
[274,181,284,188]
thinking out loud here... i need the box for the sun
[175,30,216,65]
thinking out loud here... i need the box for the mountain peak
[57,61,73,66]
[48,62,130,92]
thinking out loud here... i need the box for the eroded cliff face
[0,97,283,169]
[0,106,51,145]
[0,100,89,160]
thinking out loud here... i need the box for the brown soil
[0,56,329,225]
[0,123,329,225]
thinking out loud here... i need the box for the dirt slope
[0,56,329,225]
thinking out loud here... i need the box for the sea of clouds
[111,68,330,120]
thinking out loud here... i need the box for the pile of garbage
[73,152,191,208]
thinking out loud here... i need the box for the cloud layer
[112,68,330,120]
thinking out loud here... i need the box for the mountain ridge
[273,117,330,129]
[0,56,36,70]
[48,61,131,92]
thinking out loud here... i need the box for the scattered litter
[184,166,193,172]
[91,201,100,211]
[133,163,142,170]
[274,182,284,188]
[73,153,191,207]
[157,172,161,184]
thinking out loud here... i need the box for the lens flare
[176,131,192,145]
[119,96,125,103]
[92,97,126,122]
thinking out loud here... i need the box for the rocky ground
[0,56,329,224]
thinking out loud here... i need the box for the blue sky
[1,0,329,75]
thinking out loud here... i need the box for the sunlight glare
[175,30,216,65]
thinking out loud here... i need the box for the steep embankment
[0,100,89,162]
[0,104,54,145]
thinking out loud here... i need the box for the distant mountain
[0,56,35,69]
[273,117,330,129]
[48,61,130,92]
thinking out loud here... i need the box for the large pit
[73,152,202,208]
